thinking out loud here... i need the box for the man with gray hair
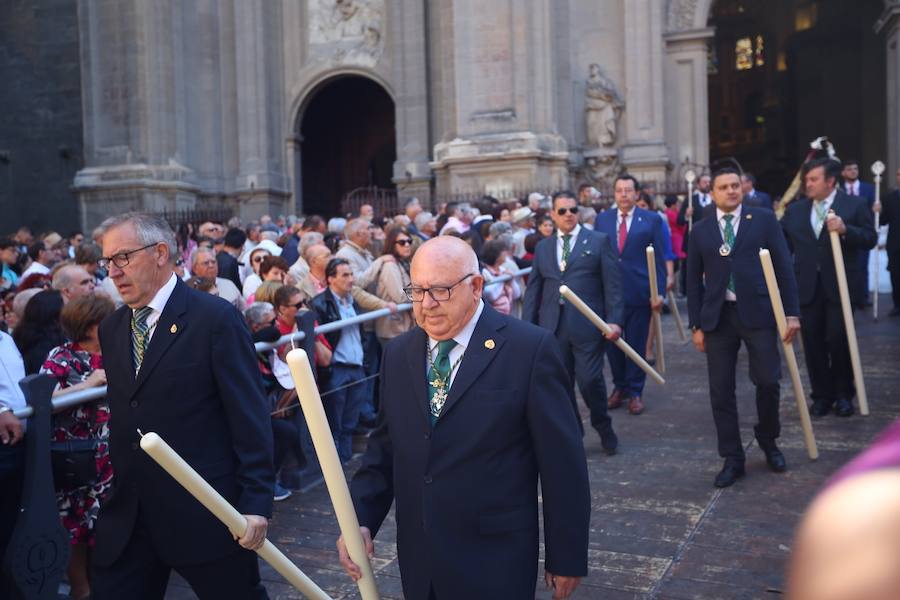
[287,231,325,284]
[91,212,273,599]
[52,263,96,303]
[413,211,436,240]
[191,248,246,312]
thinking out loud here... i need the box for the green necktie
[427,339,458,425]
[723,214,736,294]
[561,234,572,267]
[814,201,827,237]
[131,306,153,374]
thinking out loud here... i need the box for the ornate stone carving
[585,64,623,148]
[309,0,385,67]
[667,0,699,32]
[583,148,620,184]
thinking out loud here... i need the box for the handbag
[51,438,101,490]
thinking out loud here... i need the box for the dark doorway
[298,76,396,217]
[708,0,886,197]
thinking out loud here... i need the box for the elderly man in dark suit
[875,166,900,316]
[781,158,877,418]
[338,236,590,600]
[92,213,274,599]
[687,168,801,488]
[524,190,624,453]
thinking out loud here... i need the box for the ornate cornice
[875,0,900,34]
[667,0,700,32]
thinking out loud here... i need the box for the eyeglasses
[97,242,160,269]
[556,207,579,216]
[253,256,266,263]
[404,273,474,302]
[175,258,184,267]
[395,239,413,246]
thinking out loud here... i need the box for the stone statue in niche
[309,0,384,67]
[585,64,624,148]
[585,152,620,183]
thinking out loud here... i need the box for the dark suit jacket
[95,277,274,567]
[846,182,876,207]
[687,206,800,331]
[677,192,714,253]
[523,227,624,337]
[879,189,900,268]
[744,190,773,210]
[216,251,242,290]
[780,190,878,306]
[350,307,590,600]
[594,207,667,307]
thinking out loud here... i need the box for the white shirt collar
[616,206,635,219]
[817,188,837,207]
[134,272,178,316]
[716,204,742,222]
[429,300,485,353]
[557,224,581,240]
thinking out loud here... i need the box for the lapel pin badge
[484,339,496,350]
[746,214,753,220]
[170,324,178,334]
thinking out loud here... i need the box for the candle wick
[137,428,144,438]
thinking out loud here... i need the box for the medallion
[430,380,448,416]
[719,243,731,257]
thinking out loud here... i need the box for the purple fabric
[827,419,900,488]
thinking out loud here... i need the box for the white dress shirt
[845,181,859,196]
[133,272,178,345]
[426,300,485,389]
[809,189,837,235]
[556,224,581,270]
[697,192,712,208]
[716,205,742,301]
[20,261,50,280]
[0,331,27,416]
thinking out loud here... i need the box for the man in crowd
[524,191,623,454]
[298,243,331,302]
[0,239,20,289]
[687,167,801,487]
[92,212,273,598]
[781,158,877,417]
[679,173,713,230]
[191,248,245,311]
[842,159,877,307]
[339,236,590,599]
[21,237,61,279]
[217,228,246,290]
[741,173,773,210]
[595,175,666,416]
[52,264,96,303]
[359,204,375,223]
[404,198,424,238]
[510,206,535,258]
[13,227,33,254]
[875,166,900,316]
[413,212,437,241]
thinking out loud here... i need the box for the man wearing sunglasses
[340,236,589,600]
[524,190,624,455]
[91,213,273,599]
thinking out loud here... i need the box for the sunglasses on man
[556,207,579,216]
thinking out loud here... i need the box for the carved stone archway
[666,0,717,33]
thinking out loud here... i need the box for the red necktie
[618,212,628,253]
[848,183,856,196]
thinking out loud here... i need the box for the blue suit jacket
[523,226,624,336]
[744,191,773,210]
[595,207,667,307]
[686,206,800,331]
[350,307,590,600]
[95,278,274,566]
[848,182,876,207]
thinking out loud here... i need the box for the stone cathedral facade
[9,0,899,228]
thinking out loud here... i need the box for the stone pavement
[166,297,900,599]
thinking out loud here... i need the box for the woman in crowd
[259,256,289,285]
[536,214,555,238]
[252,280,283,307]
[242,247,272,300]
[40,294,115,600]
[665,195,687,295]
[480,239,522,316]
[12,289,64,374]
[358,226,415,347]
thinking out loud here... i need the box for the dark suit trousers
[607,305,651,397]
[0,444,24,599]
[857,250,870,305]
[92,514,267,600]
[555,305,612,434]
[704,303,781,462]
[890,261,900,308]
[800,275,854,403]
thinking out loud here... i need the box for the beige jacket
[356,256,414,340]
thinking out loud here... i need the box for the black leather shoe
[834,398,854,417]
[758,442,787,473]
[714,462,745,488]
[597,428,618,455]
[809,400,832,417]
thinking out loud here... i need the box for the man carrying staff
[524,190,624,454]
[687,168,801,488]
[92,213,274,599]
[338,236,591,600]
[780,158,877,417]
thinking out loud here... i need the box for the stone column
[429,0,569,198]
[879,1,900,172]
[392,0,433,205]
[663,28,715,170]
[619,0,670,181]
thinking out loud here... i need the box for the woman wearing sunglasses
[357,225,415,346]
[241,247,272,300]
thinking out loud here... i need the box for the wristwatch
[0,406,12,416]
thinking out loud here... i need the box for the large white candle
[827,212,869,416]
[285,349,381,600]
[646,245,665,373]
[560,285,665,385]
[138,432,332,600]
[759,250,818,460]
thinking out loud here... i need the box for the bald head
[52,264,96,302]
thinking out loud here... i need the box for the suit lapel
[731,207,754,253]
[403,327,431,427]
[543,235,562,276]
[130,280,189,398]
[564,227,592,269]
[108,306,137,382]
[437,307,505,423]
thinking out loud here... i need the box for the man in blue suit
[687,168,801,488]
[595,175,666,415]
[523,190,624,453]
[339,236,591,600]
[741,173,773,211]
[92,213,274,599]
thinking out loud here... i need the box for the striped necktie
[132,306,154,374]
